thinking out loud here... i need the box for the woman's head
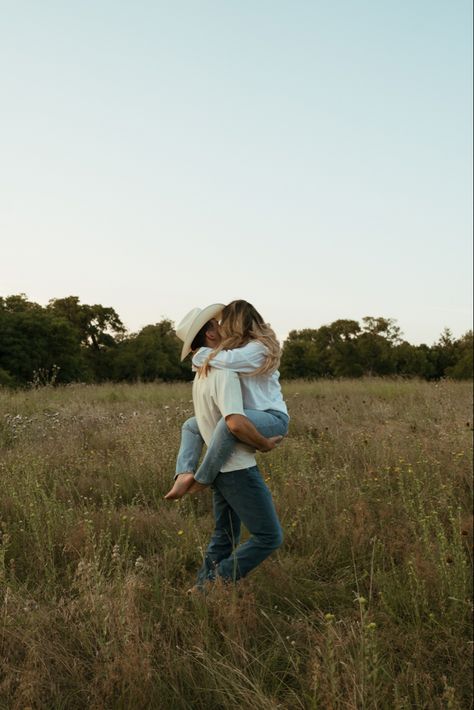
[200,299,281,376]
[219,300,265,343]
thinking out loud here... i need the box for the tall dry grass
[0,379,472,709]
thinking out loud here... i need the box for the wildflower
[324,613,335,621]
[177,530,184,536]
[366,622,376,631]
[135,556,145,569]
[355,596,367,605]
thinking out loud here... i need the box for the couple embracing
[164,300,289,590]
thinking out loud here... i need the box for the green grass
[0,379,472,709]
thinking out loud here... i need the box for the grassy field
[0,379,472,709]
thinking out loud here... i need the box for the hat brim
[180,303,225,361]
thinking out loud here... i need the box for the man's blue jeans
[196,465,283,586]
[175,409,289,485]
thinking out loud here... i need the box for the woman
[165,300,289,499]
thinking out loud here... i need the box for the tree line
[0,295,471,387]
[281,318,472,380]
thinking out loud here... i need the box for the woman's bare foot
[164,472,195,500]
[188,480,208,495]
[258,435,284,453]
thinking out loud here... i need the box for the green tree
[350,316,400,376]
[47,296,125,349]
[280,329,330,378]
[0,293,43,313]
[446,331,473,380]
[47,297,126,380]
[0,303,84,385]
[326,320,363,377]
[428,328,459,378]
[355,332,396,375]
[280,321,364,378]
[112,320,191,382]
[361,316,402,344]
[394,341,434,378]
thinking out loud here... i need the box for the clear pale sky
[1,1,472,345]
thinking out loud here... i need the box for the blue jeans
[196,465,283,586]
[175,409,289,485]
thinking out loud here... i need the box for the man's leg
[165,417,204,499]
[210,466,283,582]
[195,486,241,587]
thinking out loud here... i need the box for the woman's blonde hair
[200,300,280,376]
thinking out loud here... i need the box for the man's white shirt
[192,368,257,473]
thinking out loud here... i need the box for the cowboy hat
[176,304,225,361]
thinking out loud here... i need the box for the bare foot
[164,472,195,500]
[188,480,208,495]
[258,435,284,453]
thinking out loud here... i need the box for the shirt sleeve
[192,341,268,373]
[212,370,246,418]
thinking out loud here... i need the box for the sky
[1,0,472,345]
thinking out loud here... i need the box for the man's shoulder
[194,368,239,396]
[208,368,239,383]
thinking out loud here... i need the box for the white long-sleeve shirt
[193,368,256,472]
[192,341,288,416]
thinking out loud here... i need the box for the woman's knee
[182,416,200,436]
[223,414,240,435]
[213,415,238,441]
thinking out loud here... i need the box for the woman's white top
[192,341,288,416]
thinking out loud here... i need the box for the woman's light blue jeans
[175,409,289,486]
[196,465,283,586]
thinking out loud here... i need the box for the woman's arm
[192,341,267,373]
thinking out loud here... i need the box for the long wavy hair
[200,300,280,376]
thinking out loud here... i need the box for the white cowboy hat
[175,304,225,361]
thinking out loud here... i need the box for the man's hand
[257,435,283,453]
[225,414,284,452]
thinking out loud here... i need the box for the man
[175,304,283,588]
